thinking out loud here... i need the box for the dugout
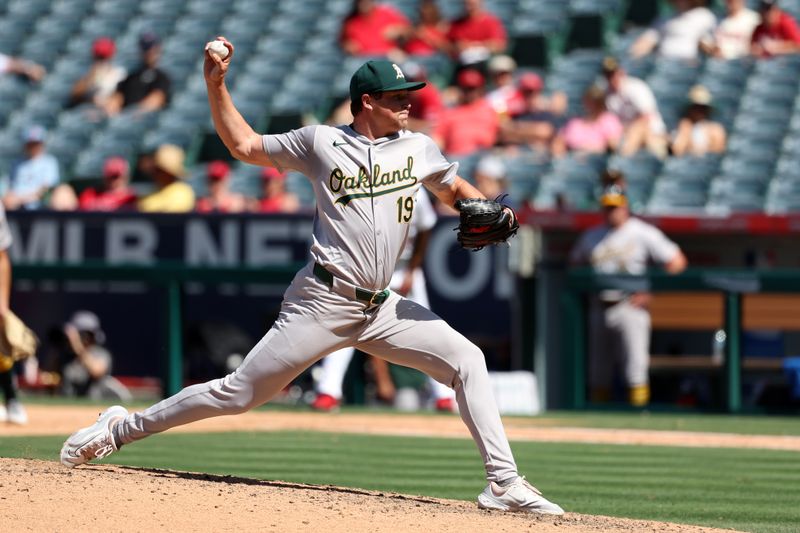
[522,209,800,413]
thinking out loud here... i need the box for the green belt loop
[313,262,334,287]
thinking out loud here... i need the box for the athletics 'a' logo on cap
[392,63,404,79]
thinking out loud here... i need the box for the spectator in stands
[486,55,525,118]
[68,37,127,112]
[340,0,411,61]
[630,0,717,62]
[403,62,443,134]
[250,167,300,214]
[103,32,171,117]
[498,73,557,153]
[570,175,688,407]
[0,52,45,82]
[137,144,195,213]
[196,160,246,213]
[751,0,800,58]
[602,57,668,158]
[431,69,499,156]
[700,0,761,60]
[671,85,727,157]
[552,85,623,158]
[78,156,137,211]
[473,155,514,207]
[447,0,508,66]
[2,126,63,210]
[58,311,131,401]
[403,0,450,57]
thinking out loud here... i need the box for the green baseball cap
[349,60,426,102]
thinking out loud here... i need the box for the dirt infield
[2,459,739,533]
[1,405,782,532]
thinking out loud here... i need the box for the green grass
[521,411,800,436]
[2,431,798,533]
[21,395,800,436]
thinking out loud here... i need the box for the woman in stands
[551,85,623,158]
[670,85,727,157]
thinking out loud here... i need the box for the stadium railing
[13,262,303,396]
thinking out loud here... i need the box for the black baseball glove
[454,198,519,251]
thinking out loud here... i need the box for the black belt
[313,262,390,306]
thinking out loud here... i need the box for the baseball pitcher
[61,38,562,515]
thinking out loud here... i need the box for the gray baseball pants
[114,263,518,482]
[589,298,651,388]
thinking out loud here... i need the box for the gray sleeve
[643,224,680,265]
[0,202,12,251]
[421,136,458,192]
[261,125,319,176]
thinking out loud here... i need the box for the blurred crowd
[1,30,301,215]
[1,0,799,215]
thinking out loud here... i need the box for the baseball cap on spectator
[488,55,517,74]
[207,160,230,181]
[349,60,426,101]
[601,56,621,76]
[23,125,46,144]
[456,69,485,89]
[103,156,128,178]
[153,144,186,178]
[518,73,543,93]
[67,310,106,344]
[759,0,778,10]
[475,156,506,180]
[262,167,286,181]
[688,85,713,107]
[599,184,628,207]
[139,32,161,51]
[92,37,116,60]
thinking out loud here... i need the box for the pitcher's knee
[453,343,488,381]
[212,376,259,414]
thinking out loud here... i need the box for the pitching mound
[3,458,736,532]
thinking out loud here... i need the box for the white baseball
[206,40,229,60]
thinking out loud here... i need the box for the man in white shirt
[701,0,761,59]
[630,0,717,61]
[570,176,687,407]
[602,57,668,157]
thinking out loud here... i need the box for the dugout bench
[561,269,800,413]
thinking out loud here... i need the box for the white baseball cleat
[477,476,565,515]
[6,399,28,425]
[60,405,128,468]
[0,403,7,423]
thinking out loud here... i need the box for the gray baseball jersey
[263,124,456,290]
[570,217,679,275]
[396,187,436,268]
[113,125,519,484]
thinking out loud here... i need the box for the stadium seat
[646,182,708,214]
[765,178,800,213]
[659,155,721,182]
